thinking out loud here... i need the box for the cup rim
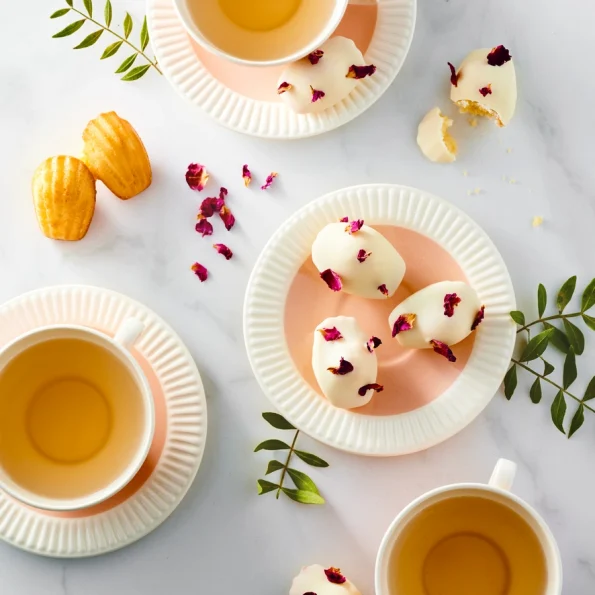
[0,324,155,512]
[374,482,563,595]
[171,0,349,67]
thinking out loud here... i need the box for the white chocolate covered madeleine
[417,107,457,163]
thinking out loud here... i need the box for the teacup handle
[114,318,145,350]
[488,458,517,492]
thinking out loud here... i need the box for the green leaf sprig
[506,277,595,437]
[255,412,329,505]
[51,0,161,81]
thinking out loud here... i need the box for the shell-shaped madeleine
[32,156,96,241]
[82,111,152,200]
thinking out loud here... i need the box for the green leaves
[140,16,150,51]
[287,469,320,494]
[543,323,570,354]
[294,450,330,467]
[121,64,151,81]
[123,12,133,38]
[53,19,85,37]
[115,53,137,73]
[584,377,595,402]
[519,328,553,362]
[562,349,577,389]
[538,284,547,318]
[101,40,122,59]
[257,479,279,495]
[265,460,284,475]
[568,405,584,438]
[281,489,325,505]
[550,391,567,434]
[529,377,542,404]
[254,439,290,452]
[503,365,517,400]
[581,278,595,313]
[542,359,555,376]
[51,8,71,18]
[263,412,295,430]
[562,319,584,355]
[74,29,103,49]
[557,276,577,313]
[104,0,112,27]
[510,311,525,326]
[582,313,595,331]
[83,0,93,18]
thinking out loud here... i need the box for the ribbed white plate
[0,286,207,557]
[147,0,416,139]
[244,185,516,456]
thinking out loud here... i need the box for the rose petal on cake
[195,217,213,237]
[242,164,252,187]
[378,284,389,297]
[277,81,293,94]
[191,262,208,282]
[479,84,492,97]
[444,293,462,317]
[357,249,371,263]
[213,243,233,260]
[310,86,326,103]
[185,163,209,192]
[345,219,364,234]
[219,204,235,231]
[327,357,354,376]
[366,336,382,353]
[487,45,512,66]
[261,172,278,190]
[358,383,384,397]
[339,216,349,222]
[320,269,342,292]
[319,327,343,341]
[471,305,486,331]
[346,64,377,79]
[324,568,347,584]
[392,313,416,337]
[448,62,459,87]
[308,49,324,65]
[430,339,457,362]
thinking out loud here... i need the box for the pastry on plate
[417,107,457,163]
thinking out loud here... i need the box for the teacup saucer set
[0,0,563,593]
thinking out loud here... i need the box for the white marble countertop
[1,0,595,593]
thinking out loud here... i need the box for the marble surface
[1,0,594,593]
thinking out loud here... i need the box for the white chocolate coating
[450,48,517,127]
[312,316,378,409]
[388,281,481,349]
[312,222,406,299]
[278,37,365,115]
[290,565,361,595]
[417,107,457,163]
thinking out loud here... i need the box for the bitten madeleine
[82,111,152,200]
[32,156,96,241]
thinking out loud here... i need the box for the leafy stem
[516,312,581,334]
[276,429,299,499]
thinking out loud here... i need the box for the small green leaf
[550,391,567,434]
[65,0,73,6]
[101,40,122,59]
[83,0,93,18]
[294,450,330,468]
[541,359,555,376]
[581,278,595,312]
[519,328,553,362]
[563,348,577,389]
[281,488,325,505]
[265,460,284,475]
[287,468,320,494]
[503,365,517,400]
[262,412,295,430]
[584,377,595,402]
[115,53,137,73]
[510,311,525,326]
[537,284,547,318]
[121,64,151,81]
[568,404,585,439]
[104,0,112,27]
[543,323,570,354]
[563,319,585,355]
[257,479,279,495]
[123,12,133,38]
[556,276,577,313]
[254,439,290,452]
[582,313,595,331]
[140,16,149,51]
[529,377,542,404]
[52,19,86,38]
[50,8,70,18]
[74,29,103,49]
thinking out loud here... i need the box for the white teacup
[376,459,562,595]
[0,319,154,511]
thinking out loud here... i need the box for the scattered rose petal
[310,86,326,103]
[357,249,371,263]
[430,339,457,362]
[198,197,217,218]
[345,219,364,234]
[471,305,485,331]
[319,327,343,341]
[325,568,347,584]
[242,164,252,187]
[219,204,235,231]
[366,336,382,353]
[487,45,512,66]
[479,84,492,97]
[358,383,384,397]
[277,81,292,94]
[185,163,209,192]
[261,172,278,190]
[195,217,213,237]
[191,262,208,282]
[327,358,354,376]
[448,62,459,87]
[378,284,389,297]
[392,313,416,337]
[444,293,462,317]
[346,64,376,79]
[320,269,342,292]
[339,216,349,222]
[308,49,324,65]
[213,243,233,260]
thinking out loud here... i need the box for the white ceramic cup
[0,319,154,511]
[375,459,563,595]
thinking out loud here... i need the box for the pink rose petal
[191,262,208,282]
[471,305,486,331]
[430,339,457,362]
[378,284,389,297]
[346,64,377,79]
[242,164,252,187]
[325,568,347,584]
[195,217,213,237]
[358,383,384,397]
[310,86,325,103]
[320,269,342,292]
[185,163,209,192]
[366,336,382,353]
[487,45,512,66]
[308,49,324,65]
[261,172,278,190]
[448,62,459,87]
[479,84,492,97]
[213,243,233,260]
[357,249,371,263]
[345,219,364,234]
[319,327,343,341]
[392,313,416,337]
[219,204,235,231]
[444,293,462,317]
[339,216,349,222]
[277,81,292,94]
[327,357,354,376]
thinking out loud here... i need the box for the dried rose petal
[219,204,235,231]
[471,305,485,331]
[199,187,228,217]
[185,163,209,192]
[479,84,492,97]
[195,217,213,237]
[366,336,382,353]
[303,593,317,595]
[325,568,347,584]
[357,249,371,263]
[358,383,384,397]
[242,164,252,187]
[339,216,349,222]
[277,81,292,94]
[261,172,278,190]
[308,49,324,65]
[213,243,233,260]
[345,219,364,234]
[191,262,208,282]
[378,284,389,297]
[320,269,342,292]
[319,327,343,341]
[487,45,512,66]
[448,62,459,87]
[444,293,462,317]
[346,64,377,79]
[310,86,325,103]
[327,357,354,376]
[392,313,416,337]
[430,339,457,362]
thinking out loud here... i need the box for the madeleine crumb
[532,216,544,228]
